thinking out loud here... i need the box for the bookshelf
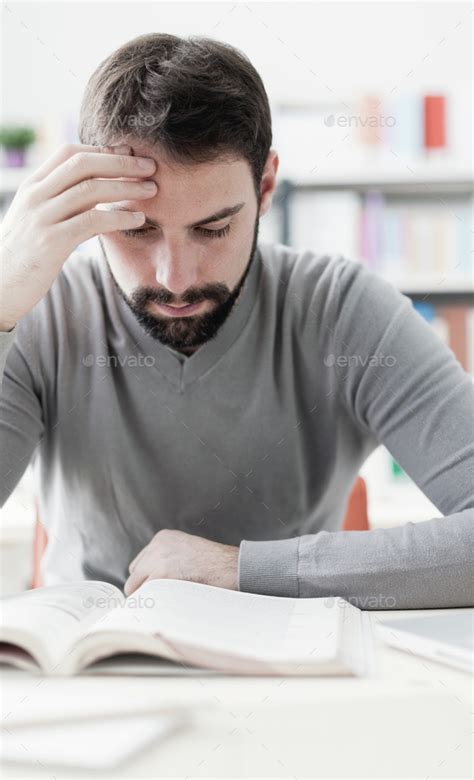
[272,176,474,304]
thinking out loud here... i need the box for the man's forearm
[238,510,474,609]
[0,323,44,508]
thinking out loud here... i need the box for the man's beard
[105,215,260,354]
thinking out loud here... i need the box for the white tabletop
[1,607,472,778]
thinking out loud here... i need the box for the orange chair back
[342,476,369,531]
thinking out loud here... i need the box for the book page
[0,581,124,673]
[79,579,344,673]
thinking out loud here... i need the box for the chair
[342,475,370,531]
[31,499,48,589]
[29,477,369,589]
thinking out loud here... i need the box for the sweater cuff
[238,537,300,597]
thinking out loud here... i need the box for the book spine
[423,95,446,149]
[436,304,469,372]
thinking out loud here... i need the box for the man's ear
[259,149,279,218]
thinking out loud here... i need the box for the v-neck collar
[94,243,263,390]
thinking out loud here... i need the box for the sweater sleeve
[0,322,45,506]
[238,259,474,608]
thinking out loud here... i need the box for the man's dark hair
[78,32,272,195]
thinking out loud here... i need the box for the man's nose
[154,246,199,298]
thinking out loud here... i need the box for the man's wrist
[220,543,239,590]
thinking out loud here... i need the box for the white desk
[1,608,472,778]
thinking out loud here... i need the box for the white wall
[1,1,472,165]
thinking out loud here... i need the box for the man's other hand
[124,529,239,596]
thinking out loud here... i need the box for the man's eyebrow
[113,202,245,229]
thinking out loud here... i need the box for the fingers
[125,545,151,596]
[124,568,149,597]
[56,205,147,244]
[29,145,157,202]
[40,177,157,224]
[24,143,134,185]
[128,546,148,573]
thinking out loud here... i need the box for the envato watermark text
[82,353,156,368]
[323,353,396,368]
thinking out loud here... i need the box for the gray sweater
[1,241,472,608]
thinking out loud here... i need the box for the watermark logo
[324,594,397,609]
[323,353,396,368]
[82,594,156,610]
[82,353,156,368]
[324,113,396,128]
[116,112,157,128]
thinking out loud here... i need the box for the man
[0,33,472,608]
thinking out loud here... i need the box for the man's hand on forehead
[0,141,157,330]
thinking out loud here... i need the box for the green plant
[0,125,36,149]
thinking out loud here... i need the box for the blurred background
[1,0,473,594]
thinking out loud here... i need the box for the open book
[0,579,374,677]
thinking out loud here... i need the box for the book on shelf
[424,95,446,150]
[0,578,374,677]
[358,192,472,281]
[286,188,472,289]
[414,302,474,374]
[434,304,473,374]
[289,189,361,260]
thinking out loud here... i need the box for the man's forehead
[105,143,249,219]
[124,142,246,178]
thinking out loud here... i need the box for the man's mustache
[130,283,230,308]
